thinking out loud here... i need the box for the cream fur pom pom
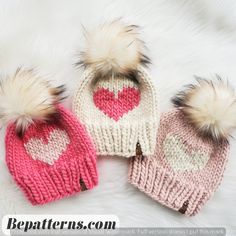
[78,20,150,77]
[0,68,65,134]
[172,76,236,141]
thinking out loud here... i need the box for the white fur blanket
[0,0,235,235]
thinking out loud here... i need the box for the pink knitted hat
[129,77,236,216]
[1,69,98,204]
[73,21,159,158]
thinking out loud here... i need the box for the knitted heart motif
[163,135,210,172]
[93,87,140,121]
[24,129,70,165]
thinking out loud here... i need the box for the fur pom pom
[0,68,65,134]
[172,76,236,141]
[78,20,150,77]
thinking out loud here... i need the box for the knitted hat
[72,21,159,157]
[129,77,236,216]
[0,69,98,204]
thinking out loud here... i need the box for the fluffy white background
[0,0,236,235]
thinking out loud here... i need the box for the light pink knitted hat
[129,77,236,216]
[0,69,98,204]
[73,21,159,158]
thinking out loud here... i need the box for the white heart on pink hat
[163,134,210,172]
[24,129,70,165]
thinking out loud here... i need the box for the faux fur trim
[172,76,236,141]
[77,20,150,77]
[0,68,65,134]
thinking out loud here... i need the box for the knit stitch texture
[5,105,98,205]
[129,109,229,216]
[73,65,159,157]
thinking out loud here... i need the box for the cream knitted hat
[129,77,236,216]
[73,21,159,157]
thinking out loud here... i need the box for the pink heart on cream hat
[93,87,140,121]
